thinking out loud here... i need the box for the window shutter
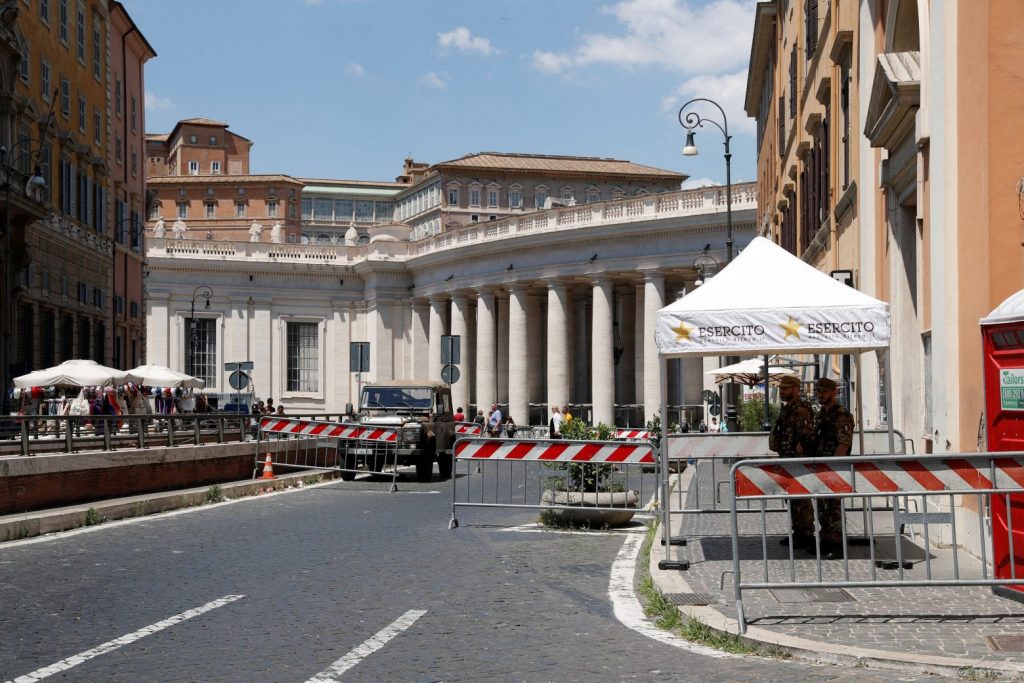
[805,0,818,59]
[777,96,786,155]
[789,45,798,118]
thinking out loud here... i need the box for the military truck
[348,381,455,482]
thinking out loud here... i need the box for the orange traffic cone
[260,454,275,480]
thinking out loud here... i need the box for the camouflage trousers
[790,498,843,544]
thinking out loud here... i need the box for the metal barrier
[448,436,659,529]
[614,428,651,441]
[0,413,251,456]
[256,416,403,490]
[727,451,1024,633]
[454,422,482,436]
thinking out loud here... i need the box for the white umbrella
[13,359,135,388]
[705,358,797,387]
[127,364,205,389]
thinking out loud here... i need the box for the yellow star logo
[672,321,694,342]
[779,317,802,340]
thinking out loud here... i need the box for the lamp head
[682,131,698,157]
[28,165,46,188]
[204,298,210,310]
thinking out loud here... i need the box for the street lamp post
[189,286,213,380]
[1,146,48,414]
[678,97,740,429]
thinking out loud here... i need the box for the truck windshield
[361,387,433,410]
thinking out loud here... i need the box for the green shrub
[545,420,618,493]
[737,393,780,432]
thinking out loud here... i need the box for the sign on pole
[441,335,461,365]
[350,342,370,373]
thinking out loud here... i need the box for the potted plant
[540,420,640,528]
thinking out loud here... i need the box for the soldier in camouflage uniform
[813,377,855,556]
[769,375,816,547]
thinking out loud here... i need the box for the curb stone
[0,470,339,542]
[647,466,1024,680]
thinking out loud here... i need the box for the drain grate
[663,592,717,606]
[985,634,1024,652]
[770,588,856,603]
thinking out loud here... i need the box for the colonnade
[415,273,704,427]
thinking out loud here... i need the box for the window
[805,0,819,59]
[177,202,188,219]
[586,189,600,204]
[205,202,215,218]
[235,201,247,218]
[447,187,458,206]
[78,96,85,132]
[93,108,100,145]
[789,44,797,119]
[509,189,522,209]
[130,95,136,132]
[333,199,352,221]
[354,200,373,222]
[470,214,479,223]
[76,3,85,62]
[487,189,498,208]
[92,286,103,308]
[301,198,312,220]
[115,78,122,115]
[535,188,548,209]
[560,188,574,202]
[188,160,199,175]
[92,16,101,79]
[210,161,221,174]
[40,0,49,24]
[209,135,217,146]
[77,318,90,360]
[266,200,278,218]
[185,318,216,388]
[469,188,481,207]
[58,0,67,43]
[189,135,197,144]
[130,301,139,318]
[19,40,28,83]
[115,137,122,163]
[130,149,137,175]
[374,201,392,222]
[41,59,50,100]
[287,322,319,392]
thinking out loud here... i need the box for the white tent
[656,237,890,355]
[128,364,205,389]
[13,359,136,388]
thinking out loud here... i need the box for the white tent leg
[660,356,671,563]
[855,352,866,456]
[883,348,896,455]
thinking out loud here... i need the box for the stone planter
[540,489,640,527]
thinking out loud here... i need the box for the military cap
[816,377,838,390]
[778,375,801,388]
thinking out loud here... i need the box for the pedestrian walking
[708,417,720,433]
[473,409,485,425]
[813,377,854,557]
[504,415,517,438]
[487,403,503,437]
[266,398,275,415]
[275,404,286,417]
[697,419,707,433]
[454,406,466,422]
[769,375,816,549]
[549,405,563,439]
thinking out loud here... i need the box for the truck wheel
[437,449,452,480]
[415,438,436,482]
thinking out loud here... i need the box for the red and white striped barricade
[454,422,483,437]
[448,437,658,529]
[726,452,1024,634]
[614,428,651,442]
[256,416,401,487]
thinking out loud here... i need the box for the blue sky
[125,0,756,187]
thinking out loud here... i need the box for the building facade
[0,0,153,390]
[145,183,757,427]
[745,0,1024,554]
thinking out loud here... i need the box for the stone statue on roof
[248,221,263,242]
[270,221,284,244]
[171,218,187,239]
[152,218,165,238]
[344,220,358,246]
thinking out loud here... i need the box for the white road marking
[608,534,735,659]
[3,594,244,683]
[499,522,648,536]
[305,609,427,682]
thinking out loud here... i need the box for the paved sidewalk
[651,463,1024,679]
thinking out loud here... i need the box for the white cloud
[144,91,173,111]
[660,70,754,136]
[681,176,719,189]
[532,50,574,74]
[438,27,495,55]
[344,62,366,77]
[418,71,449,89]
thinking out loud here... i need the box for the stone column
[617,286,635,405]
[591,277,615,427]
[526,291,544,419]
[475,288,497,414]
[642,272,665,424]
[507,284,529,427]
[546,281,569,413]
[634,283,645,407]
[450,293,470,415]
[411,300,429,380]
[496,291,509,406]
[428,296,445,383]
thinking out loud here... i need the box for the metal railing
[448,436,659,529]
[726,451,1024,633]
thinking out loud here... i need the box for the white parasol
[127,364,205,389]
[13,359,136,388]
[705,358,798,387]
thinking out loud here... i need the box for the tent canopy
[13,359,134,388]
[706,358,797,386]
[656,237,890,357]
[981,288,1024,326]
[128,364,205,389]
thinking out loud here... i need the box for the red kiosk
[981,289,1024,599]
